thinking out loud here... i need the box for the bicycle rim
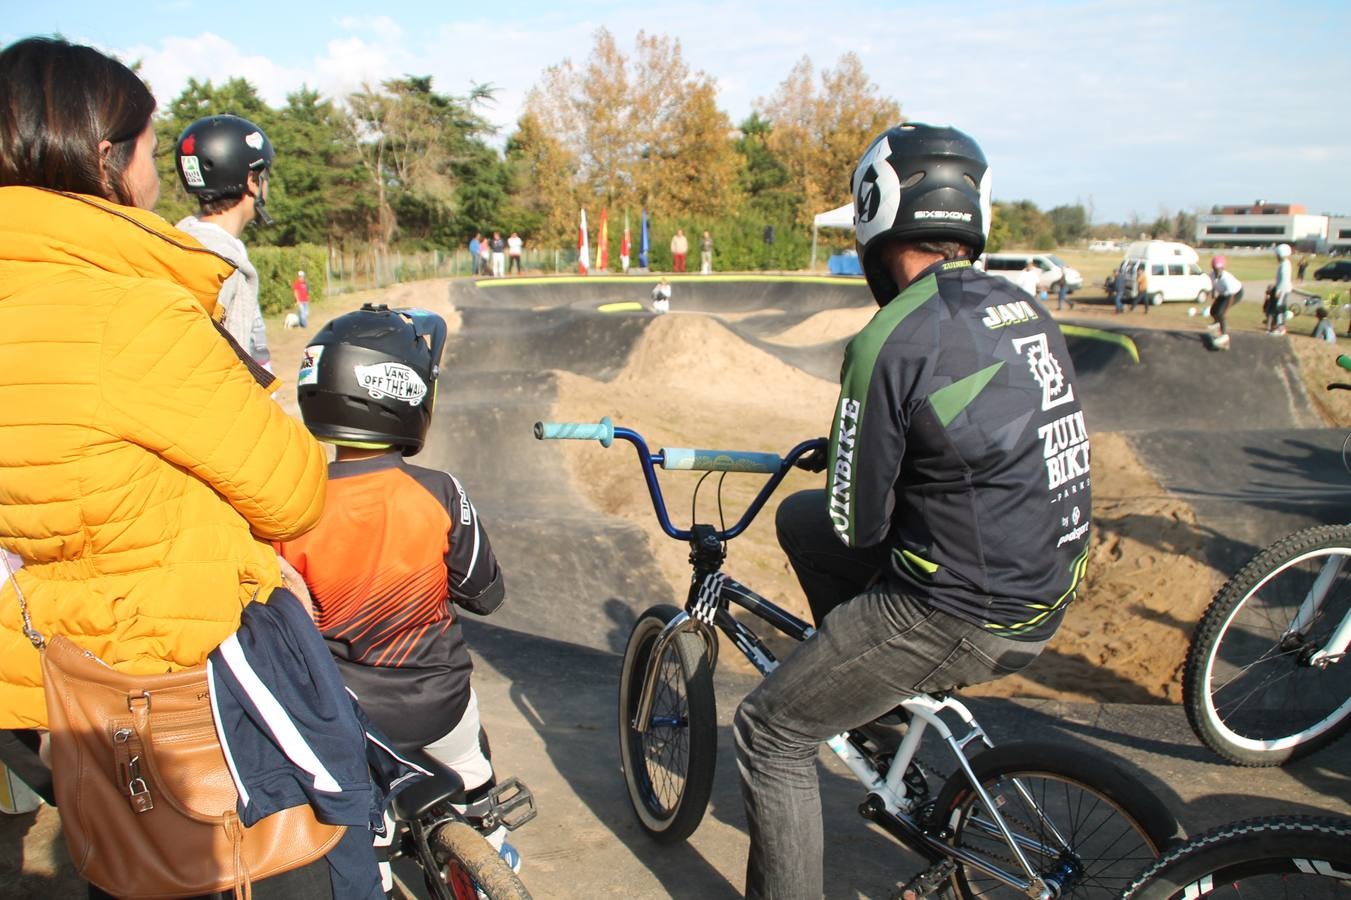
[943,759,1169,898]
[1199,546,1351,758]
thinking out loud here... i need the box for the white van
[1121,241,1212,304]
[981,252,1084,294]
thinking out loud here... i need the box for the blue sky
[6,0,1349,224]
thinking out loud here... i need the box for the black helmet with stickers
[174,114,276,223]
[297,304,447,456]
[851,123,991,305]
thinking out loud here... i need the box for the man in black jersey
[733,124,1091,900]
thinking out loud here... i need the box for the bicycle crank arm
[859,796,1049,898]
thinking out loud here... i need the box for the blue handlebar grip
[1338,355,1351,373]
[662,448,782,473]
[533,417,615,447]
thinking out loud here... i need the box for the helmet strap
[250,168,274,227]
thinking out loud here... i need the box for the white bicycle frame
[635,607,1072,899]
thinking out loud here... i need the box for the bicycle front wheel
[617,604,717,843]
[430,821,531,900]
[934,741,1180,899]
[1183,525,1351,766]
[1122,815,1351,899]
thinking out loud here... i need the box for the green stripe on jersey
[928,361,1005,427]
[830,274,937,546]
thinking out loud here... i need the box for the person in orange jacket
[0,37,329,733]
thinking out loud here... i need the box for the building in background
[1196,201,1329,251]
[1327,216,1351,254]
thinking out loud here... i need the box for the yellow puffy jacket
[0,187,328,729]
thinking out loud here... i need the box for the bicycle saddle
[391,747,467,821]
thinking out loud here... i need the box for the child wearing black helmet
[278,303,519,881]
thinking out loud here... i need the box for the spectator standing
[1268,243,1293,335]
[670,228,688,273]
[478,236,490,276]
[1014,258,1040,298]
[173,115,276,364]
[489,231,506,278]
[1112,264,1126,314]
[1313,306,1337,343]
[469,233,482,276]
[1298,254,1310,282]
[507,231,523,275]
[1134,262,1149,314]
[291,269,311,328]
[700,230,714,275]
[1054,266,1073,311]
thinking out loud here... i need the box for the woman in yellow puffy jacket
[0,37,329,732]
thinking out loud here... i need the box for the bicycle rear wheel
[1183,525,1351,766]
[617,604,717,843]
[1122,815,1351,899]
[429,821,530,900]
[933,741,1180,899]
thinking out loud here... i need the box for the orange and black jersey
[278,452,503,747]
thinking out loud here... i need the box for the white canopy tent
[810,203,855,270]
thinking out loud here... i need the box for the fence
[326,247,585,295]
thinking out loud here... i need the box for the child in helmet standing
[173,115,275,369]
[1267,243,1293,335]
[278,305,520,883]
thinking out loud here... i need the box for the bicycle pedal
[485,777,537,831]
[894,859,955,899]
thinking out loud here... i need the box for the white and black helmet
[297,304,448,456]
[851,123,992,304]
[175,114,275,223]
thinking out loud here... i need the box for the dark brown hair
[0,36,156,205]
[914,240,974,260]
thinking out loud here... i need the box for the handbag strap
[1,550,45,650]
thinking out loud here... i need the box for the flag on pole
[597,208,609,271]
[620,213,632,273]
[578,208,590,275]
[639,209,650,268]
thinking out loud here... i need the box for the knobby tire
[430,820,531,900]
[1122,815,1351,899]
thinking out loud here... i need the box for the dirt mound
[763,307,875,347]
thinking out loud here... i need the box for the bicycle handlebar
[534,418,824,541]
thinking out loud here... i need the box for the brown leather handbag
[5,556,344,899]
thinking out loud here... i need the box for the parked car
[1314,260,1351,281]
[981,252,1083,294]
[1121,240,1213,304]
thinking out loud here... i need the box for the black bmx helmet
[851,123,992,305]
[174,114,276,224]
[297,304,448,456]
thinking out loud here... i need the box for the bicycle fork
[1291,553,1351,666]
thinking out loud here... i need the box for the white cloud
[125,32,307,107]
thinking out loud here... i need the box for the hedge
[251,245,327,316]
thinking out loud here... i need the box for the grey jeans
[734,490,1047,899]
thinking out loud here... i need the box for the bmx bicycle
[535,418,1180,899]
[1181,355,1351,766]
[1122,815,1351,899]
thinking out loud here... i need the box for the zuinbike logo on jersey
[828,396,862,542]
[353,362,427,405]
[1039,409,1091,495]
[981,300,1039,329]
[1011,333,1075,411]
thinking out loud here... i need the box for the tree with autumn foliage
[755,53,901,226]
